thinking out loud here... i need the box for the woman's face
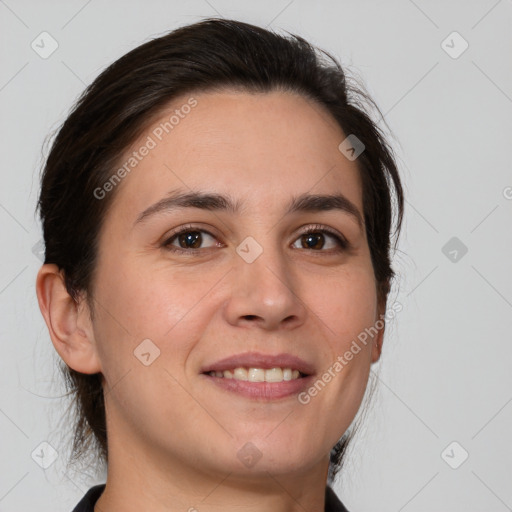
[86,90,384,481]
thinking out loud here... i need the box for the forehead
[109,89,363,219]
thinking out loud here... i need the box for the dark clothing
[325,485,350,512]
[71,485,104,512]
[72,483,350,511]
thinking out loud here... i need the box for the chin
[226,438,319,477]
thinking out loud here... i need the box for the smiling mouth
[204,367,307,383]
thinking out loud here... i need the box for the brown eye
[300,232,326,250]
[163,227,220,252]
[292,226,348,252]
[177,231,202,249]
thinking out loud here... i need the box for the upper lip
[200,351,315,376]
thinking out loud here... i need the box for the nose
[222,241,307,331]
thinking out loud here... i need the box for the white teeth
[233,368,248,381]
[265,368,283,382]
[209,367,303,382]
[248,368,265,382]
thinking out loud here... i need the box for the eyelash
[161,223,350,255]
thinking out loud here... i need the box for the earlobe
[371,300,386,364]
[371,323,384,363]
[35,264,102,375]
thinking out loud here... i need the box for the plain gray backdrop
[1,1,511,511]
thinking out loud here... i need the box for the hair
[37,18,404,485]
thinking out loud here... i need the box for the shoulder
[71,484,105,512]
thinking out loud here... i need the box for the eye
[162,223,349,255]
[162,224,222,253]
[292,225,348,252]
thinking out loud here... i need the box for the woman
[35,18,404,512]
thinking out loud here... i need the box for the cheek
[308,263,378,348]
[91,259,216,429]
[91,254,225,374]
[95,252,193,332]
[303,264,378,406]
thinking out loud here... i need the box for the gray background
[1,0,511,510]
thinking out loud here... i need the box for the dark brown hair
[37,18,404,484]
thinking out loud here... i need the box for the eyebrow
[134,188,364,230]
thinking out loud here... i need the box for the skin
[36,90,385,512]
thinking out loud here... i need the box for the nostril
[244,315,258,321]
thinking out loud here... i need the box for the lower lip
[201,373,315,400]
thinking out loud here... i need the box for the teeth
[264,368,283,382]
[233,368,248,381]
[248,368,265,382]
[209,367,302,382]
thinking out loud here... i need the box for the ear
[36,264,102,374]
[371,296,387,364]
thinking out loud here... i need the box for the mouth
[204,367,307,382]
[200,352,315,400]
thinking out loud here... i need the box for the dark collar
[72,483,350,512]
[71,484,105,512]
[325,485,350,512]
